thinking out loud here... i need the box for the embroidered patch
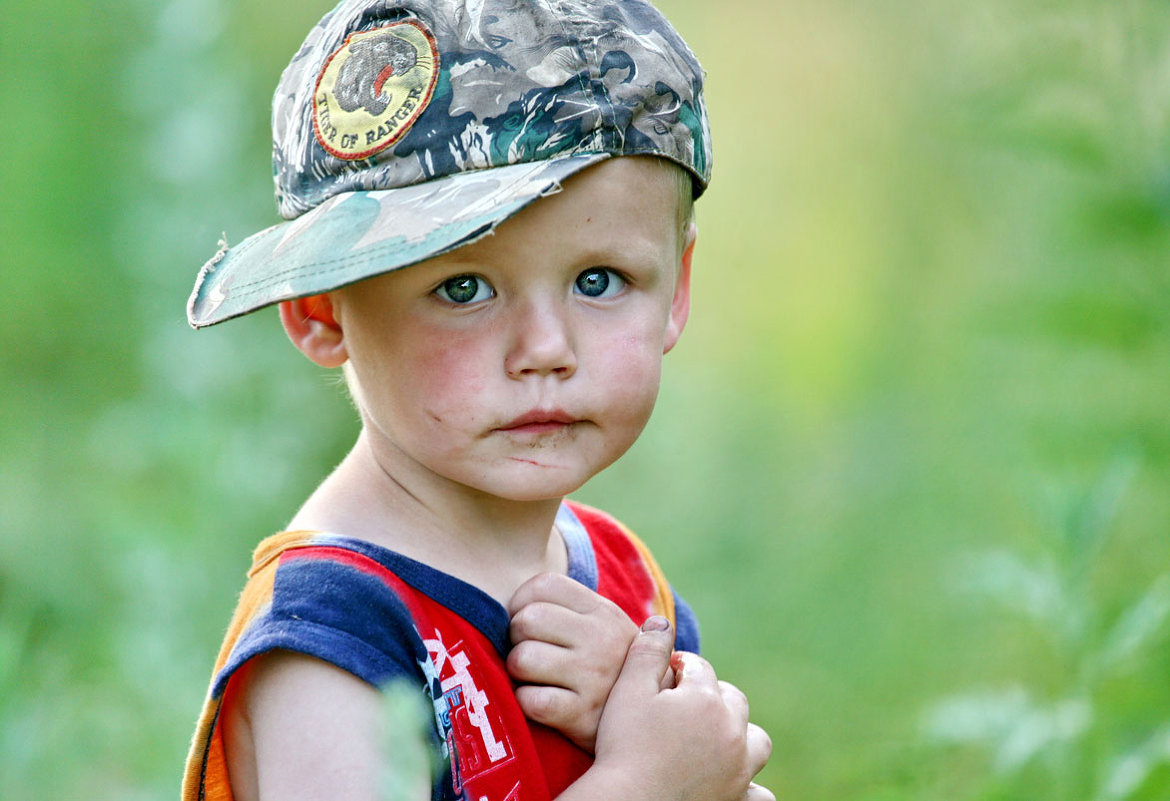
[312,19,440,160]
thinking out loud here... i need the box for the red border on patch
[312,18,441,161]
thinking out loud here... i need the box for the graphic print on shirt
[420,627,515,798]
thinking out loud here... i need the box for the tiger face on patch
[312,19,440,160]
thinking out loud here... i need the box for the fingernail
[641,615,671,633]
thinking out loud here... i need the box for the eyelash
[433,274,494,304]
[431,268,629,305]
[574,268,626,299]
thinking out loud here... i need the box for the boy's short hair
[671,160,697,236]
[186,0,711,329]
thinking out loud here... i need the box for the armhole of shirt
[184,541,429,801]
[213,545,426,698]
[563,500,702,654]
[671,588,701,654]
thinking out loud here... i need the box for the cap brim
[187,152,610,328]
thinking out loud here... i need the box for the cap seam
[583,15,618,149]
[544,0,595,113]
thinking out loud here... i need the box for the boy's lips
[496,410,579,434]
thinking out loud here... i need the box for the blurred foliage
[2,0,1169,798]
[923,449,1170,799]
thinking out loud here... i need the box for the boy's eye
[435,275,494,304]
[574,268,625,298]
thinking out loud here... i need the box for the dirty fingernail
[641,615,671,632]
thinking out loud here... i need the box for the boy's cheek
[365,316,665,405]
[397,321,492,383]
[595,339,664,411]
[417,352,488,399]
[603,326,668,376]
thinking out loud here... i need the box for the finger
[506,639,574,686]
[659,662,676,691]
[508,572,600,616]
[514,684,583,728]
[746,722,773,778]
[743,783,776,801]
[718,679,750,726]
[607,616,675,702]
[508,601,583,648]
[669,650,718,689]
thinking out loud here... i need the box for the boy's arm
[228,624,772,801]
[507,572,643,752]
[223,650,429,801]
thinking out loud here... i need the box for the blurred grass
[3,0,1170,798]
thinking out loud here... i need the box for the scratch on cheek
[507,457,566,469]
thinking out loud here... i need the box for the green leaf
[1064,448,1140,569]
[957,549,1068,631]
[1096,574,1170,672]
[1097,724,1170,801]
[923,688,1091,774]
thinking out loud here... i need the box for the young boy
[183,1,772,800]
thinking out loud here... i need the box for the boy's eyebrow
[571,240,669,267]
[429,224,672,271]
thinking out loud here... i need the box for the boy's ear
[663,222,696,354]
[279,294,348,368]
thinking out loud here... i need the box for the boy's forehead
[414,157,684,267]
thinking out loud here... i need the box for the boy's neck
[287,429,569,606]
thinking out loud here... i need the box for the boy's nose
[504,302,577,380]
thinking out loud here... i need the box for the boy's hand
[589,618,774,801]
[507,573,639,752]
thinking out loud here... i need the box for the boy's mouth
[496,410,579,434]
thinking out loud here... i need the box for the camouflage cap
[187,0,712,328]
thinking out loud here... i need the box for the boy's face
[317,157,694,503]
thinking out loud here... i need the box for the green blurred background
[3,0,1170,798]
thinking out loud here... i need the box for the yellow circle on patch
[313,19,440,160]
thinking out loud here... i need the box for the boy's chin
[481,479,590,505]
[466,462,601,503]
